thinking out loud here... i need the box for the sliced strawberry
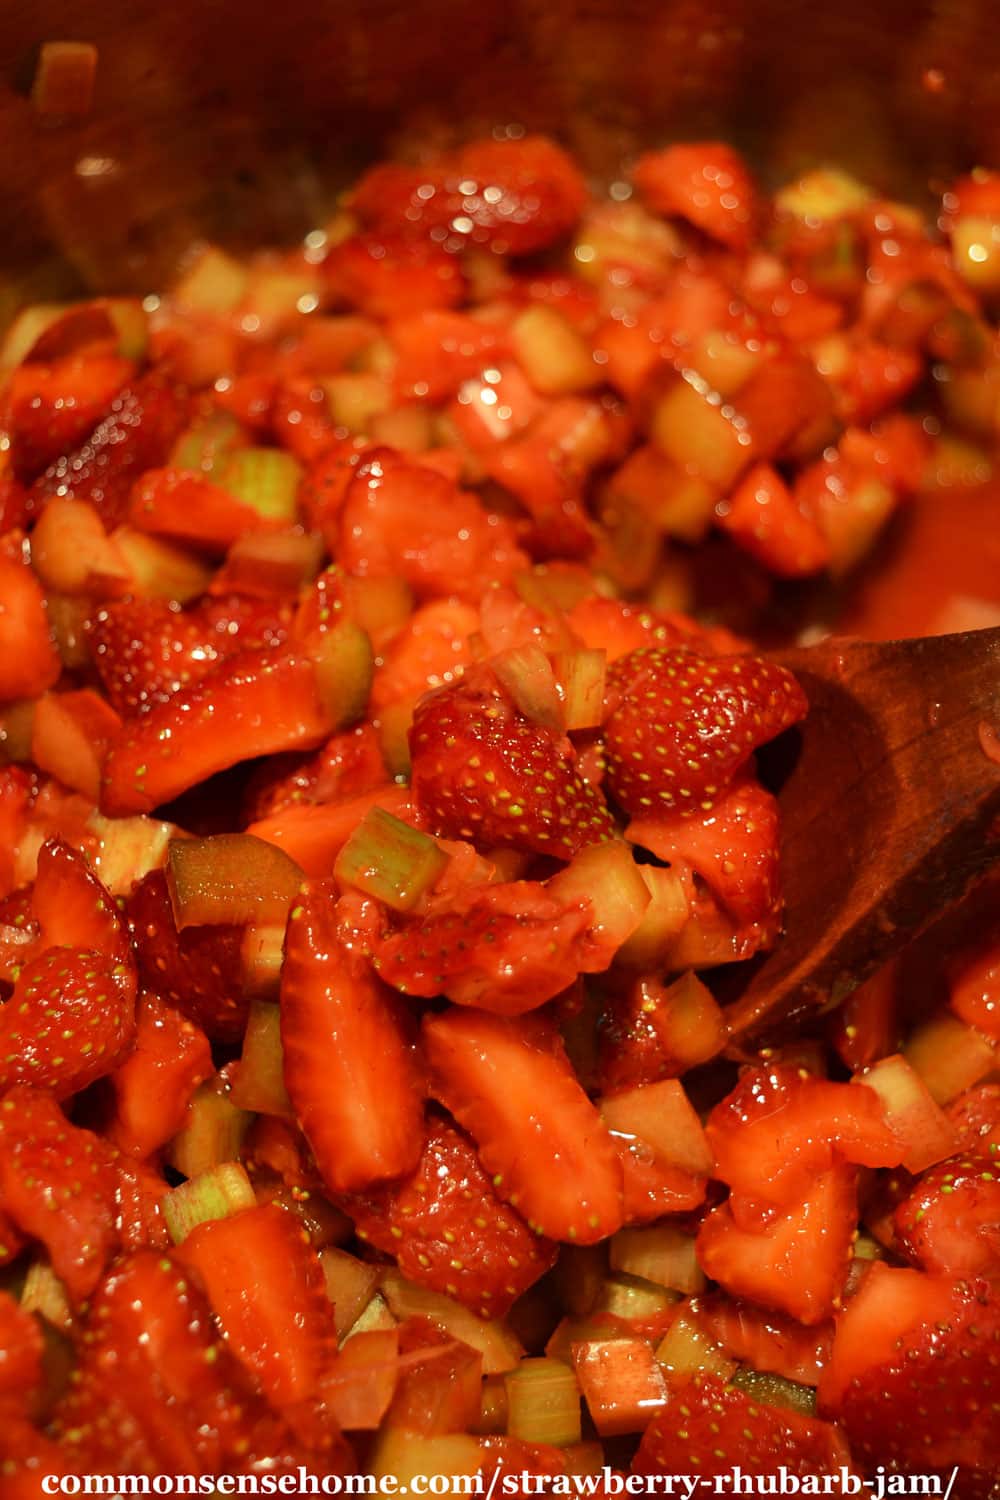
[947,1082,1000,1154]
[948,933,1000,1039]
[342,1115,556,1318]
[0,1287,44,1414]
[410,670,614,860]
[716,462,831,578]
[422,1006,624,1243]
[627,776,780,926]
[695,1295,834,1386]
[818,1263,1000,1488]
[88,594,291,717]
[632,143,757,250]
[29,837,132,969]
[371,881,592,1014]
[50,1249,295,1472]
[281,886,424,1194]
[389,309,508,402]
[30,373,189,527]
[633,1373,851,1478]
[127,869,248,1042]
[101,648,335,816]
[894,1154,1000,1277]
[698,1165,859,1328]
[325,234,465,319]
[350,136,587,256]
[603,647,807,819]
[830,959,900,1071]
[0,1086,118,1301]
[109,992,213,1158]
[243,723,387,821]
[369,599,479,715]
[5,352,136,481]
[0,946,135,1099]
[129,466,283,552]
[116,1158,172,1250]
[335,449,525,602]
[0,550,60,702]
[567,595,745,663]
[705,1065,902,1224]
[180,1201,337,1413]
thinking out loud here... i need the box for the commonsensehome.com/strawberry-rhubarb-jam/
[1,135,1000,1493]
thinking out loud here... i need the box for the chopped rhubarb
[166,833,304,928]
[504,1358,582,1447]
[335,807,450,911]
[161,1161,257,1244]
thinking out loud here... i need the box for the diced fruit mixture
[1,135,1000,1488]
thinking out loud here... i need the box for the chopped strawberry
[707,1065,902,1225]
[369,599,479,715]
[830,959,900,1071]
[389,309,508,402]
[129,466,283,552]
[101,648,335,816]
[947,1082,1000,1154]
[0,550,61,702]
[422,1006,624,1243]
[603,647,807,820]
[127,869,249,1042]
[108,993,213,1158]
[818,1263,1000,1488]
[335,449,525,601]
[180,1201,337,1413]
[567,595,745,663]
[371,881,592,1014]
[716,462,831,578]
[50,1249,298,1473]
[350,136,587,256]
[410,670,614,859]
[697,1165,860,1326]
[948,933,1000,1039]
[116,1158,172,1250]
[894,1154,1000,1277]
[632,1373,851,1478]
[628,776,780,926]
[343,1115,557,1318]
[5,352,136,480]
[280,886,424,1194]
[29,837,132,968]
[632,143,757,250]
[0,946,135,1098]
[325,234,465,319]
[0,1287,44,1411]
[88,594,291,717]
[30,373,189,528]
[695,1295,834,1386]
[0,1086,118,1301]
[244,723,388,821]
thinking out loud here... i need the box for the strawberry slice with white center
[422,1006,624,1244]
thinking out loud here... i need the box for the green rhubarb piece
[167,1081,252,1179]
[162,1161,256,1245]
[172,246,249,314]
[335,807,449,912]
[230,1000,292,1116]
[552,648,607,731]
[492,644,563,731]
[20,1261,72,1332]
[169,409,245,477]
[504,1358,582,1447]
[595,1271,679,1322]
[240,922,287,1000]
[219,447,303,521]
[166,833,304,929]
[730,1367,818,1416]
[308,618,374,730]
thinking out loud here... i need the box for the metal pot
[2,0,999,301]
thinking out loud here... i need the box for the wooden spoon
[721,626,1000,1041]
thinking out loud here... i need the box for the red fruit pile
[0,135,998,1488]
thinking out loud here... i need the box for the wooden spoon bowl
[721,626,1000,1041]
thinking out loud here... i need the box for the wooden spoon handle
[721,627,1000,1040]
